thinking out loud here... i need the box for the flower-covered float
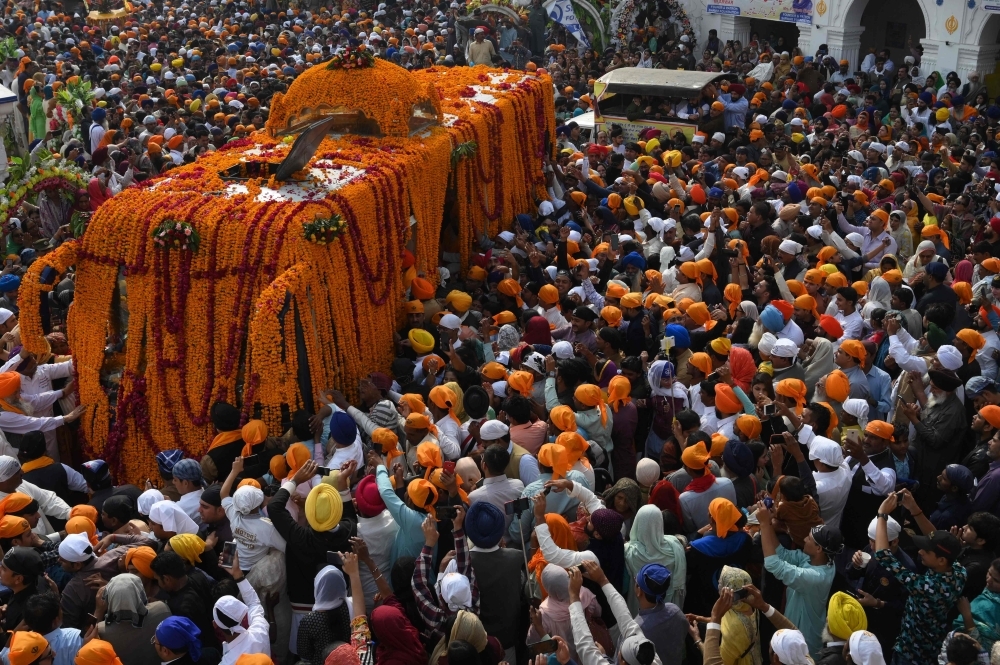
[19,60,555,483]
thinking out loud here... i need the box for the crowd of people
[1,1,1000,665]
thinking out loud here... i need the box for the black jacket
[268,485,357,606]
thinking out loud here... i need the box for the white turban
[936,345,964,371]
[0,309,13,325]
[849,630,886,665]
[846,233,865,249]
[636,458,660,486]
[759,332,778,357]
[137,489,164,516]
[842,398,870,429]
[712,132,726,143]
[0,457,21,482]
[779,239,802,255]
[868,142,887,154]
[771,629,811,665]
[436,557,473,612]
[148,500,199,535]
[232,486,264,514]
[771,338,799,359]
[807,225,823,240]
[867,515,901,541]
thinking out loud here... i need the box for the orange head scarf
[0,493,34,518]
[953,282,973,306]
[508,371,535,397]
[708,497,741,538]
[679,261,702,286]
[407,479,438,519]
[824,369,850,402]
[714,384,742,414]
[281,443,311,481]
[696,258,718,282]
[429,385,460,425]
[724,284,743,318]
[689,352,713,376]
[416,442,443,479]
[66,516,98,546]
[125,546,157,578]
[794,294,820,321]
[400,393,427,416]
[527,513,577,596]
[556,432,589,467]
[574,384,608,426]
[680,441,711,471]
[776,378,807,414]
[607,376,632,412]
[735,415,762,439]
[75,640,123,665]
[429,468,469,504]
[956,328,986,361]
[816,402,839,437]
[538,443,571,479]
[0,372,23,414]
[240,420,267,456]
[70,504,99,524]
[549,405,577,433]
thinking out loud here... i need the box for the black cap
[201,483,223,508]
[572,306,598,322]
[912,530,962,562]
[810,524,844,555]
[3,547,42,577]
[463,386,490,420]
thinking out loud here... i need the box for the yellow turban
[446,290,472,313]
[409,328,435,354]
[305,483,343,532]
[169,533,205,565]
[827,592,868,640]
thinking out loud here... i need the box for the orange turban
[70,504,99,524]
[724,283,743,317]
[498,278,524,307]
[0,515,29,539]
[882,269,903,285]
[407,479,438,519]
[708,497,741,538]
[736,415,762,439]
[0,373,20,399]
[953,282,972,305]
[679,262,702,286]
[66,516,98,546]
[481,362,508,380]
[239,420,267,456]
[556,432,589,466]
[538,443,571,479]
[606,283,628,299]
[607,376,632,412]
[824,370,850,402]
[775,378,807,414]
[714,384,742,415]
[549,405,577,432]
[411,277,435,300]
[574,384,608,426]
[75,640,123,665]
[601,306,623,327]
[956,328,986,361]
[416,442,443,479]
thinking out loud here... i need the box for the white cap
[692,134,705,144]
[808,436,845,467]
[868,515,901,540]
[498,231,515,243]
[896,141,910,152]
[479,420,509,440]
[522,352,547,375]
[846,233,865,248]
[771,170,788,181]
[732,166,750,180]
[806,226,823,239]
[868,142,887,155]
[790,117,804,126]
[936,345,963,371]
[847,150,865,162]
[712,132,726,143]
[0,309,14,325]
[759,332,778,356]
[552,341,575,359]
[58,533,95,563]
[770,338,799,358]
[439,313,462,330]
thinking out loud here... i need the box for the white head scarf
[232,486,264,515]
[740,301,760,321]
[105,573,149,621]
[842,398,870,430]
[312,565,347,612]
[848,630,886,665]
[148,500,199,535]
[770,629,810,664]
[0,456,21,482]
[435,557,472,612]
[213,594,248,634]
[137,489,164,516]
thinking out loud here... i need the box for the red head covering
[522,317,552,345]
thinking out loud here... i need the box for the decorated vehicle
[592,68,734,143]
[18,60,555,483]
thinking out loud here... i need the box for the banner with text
[545,0,591,49]
[705,0,813,25]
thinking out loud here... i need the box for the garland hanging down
[17,63,555,484]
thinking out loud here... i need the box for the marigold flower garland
[17,65,554,484]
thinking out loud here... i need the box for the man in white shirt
[213,552,271,665]
[0,373,87,459]
[806,438,853,529]
[836,207,896,270]
[468,444,525,532]
[428,386,462,461]
[0,350,76,460]
[0,456,71,537]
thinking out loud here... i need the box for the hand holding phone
[442,461,456,475]
[220,541,237,569]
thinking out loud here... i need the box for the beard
[11,398,33,416]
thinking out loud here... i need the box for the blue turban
[636,563,671,603]
[156,616,202,662]
[944,464,975,494]
[952,95,965,107]
[171,458,202,485]
[664,324,691,349]
[156,449,184,477]
[708,187,724,198]
[786,182,803,203]
[803,56,813,62]
[330,411,358,445]
[723,440,755,477]
[782,99,797,110]
[0,275,20,293]
[566,221,582,233]
[516,213,535,233]
[622,252,646,271]
[760,305,784,333]
[464,501,505,548]
[91,107,107,122]
[925,261,949,281]
[919,92,933,104]
[988,106,1000,120]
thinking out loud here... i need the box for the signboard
[593,115,699,144]
[984,2,1000,11]
[544,0,590,49]
[706,0,813,25]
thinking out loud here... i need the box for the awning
[594,68,735,102]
